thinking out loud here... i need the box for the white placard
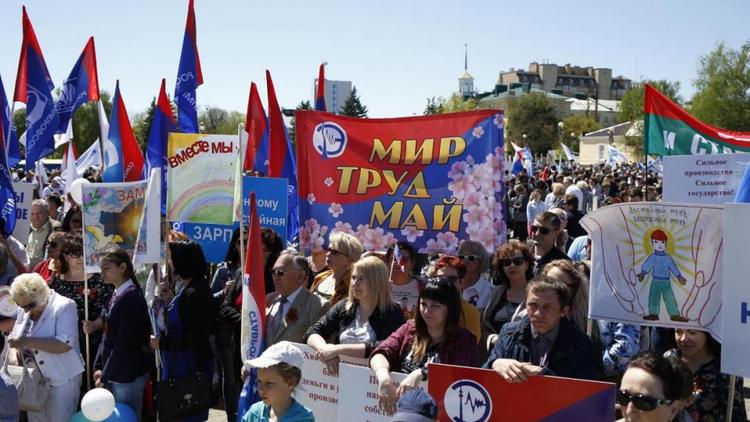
[11,182,35,242]
[338,363,416,422]
[721,204,750,378]
[662,153,749,203]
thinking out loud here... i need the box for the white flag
[134,168,161,265]
[75,141,103,177]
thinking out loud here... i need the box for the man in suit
[265,251,329,346]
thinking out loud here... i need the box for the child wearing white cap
[242,341,315,422]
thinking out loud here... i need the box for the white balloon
[69,178,91,205]
[80,388,115,421]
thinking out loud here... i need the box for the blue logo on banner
[444,379,492,422]
[313,122,347,158]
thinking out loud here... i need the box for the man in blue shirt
[637,229,687,322]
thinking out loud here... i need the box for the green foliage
[289,100,313,145]
[423,94,477,115]
[339,86,368,118]
[561,115,600,152]
[199,107,230,133]
[215,111,245,135]
[506,92,559,155]
[132,97,156,149]
[618,80,682,124]
[690,41,750,131]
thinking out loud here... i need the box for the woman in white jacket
[8,273,85,422]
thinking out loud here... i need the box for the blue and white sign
[242,176,288,240]
[722,203,750,378]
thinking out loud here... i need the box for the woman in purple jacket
[369,278,479,414]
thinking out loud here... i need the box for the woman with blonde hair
[7,273,84,422]
[541,259,598,342]
[545,182,566,210]
[310,232,364,306]
[305,256,405,373]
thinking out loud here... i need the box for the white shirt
[275,285,304,321]
[338,308,376,345]
[390,278,421,320]
[113,280,135,299]
[565,184,584,211]
[5,236,29,276]
[462,275,493,310]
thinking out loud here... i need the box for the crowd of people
[0,161,746,422]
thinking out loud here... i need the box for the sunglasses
[502,257,526,267]
[327,248,348,257]
[616,390,673,412]
[431,275,458,285]
[530,225,551,235]
[458,254,478,263]
[272,268,298,277]
[65,250,83,258]
[19,302,37,312]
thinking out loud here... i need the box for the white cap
[245,341,304,370]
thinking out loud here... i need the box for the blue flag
[145,79,176,216]
[735,160,750,203]
[0,77,16,237]
[15,8,58,171]
[55,37,100,139]
[175,0,203,133]
[0,75,18,169]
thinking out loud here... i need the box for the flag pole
[238,123,246,276]
[84,273,91,391]
[5,104,14,165]
[725,375,736,422]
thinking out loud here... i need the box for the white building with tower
[312,78,352,113]
[458,44,474,98]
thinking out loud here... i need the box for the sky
[1,0,748,119]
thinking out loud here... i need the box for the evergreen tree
[132,97,156,149]
[339,86,368,117]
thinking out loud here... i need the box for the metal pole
[238,123,246,275]
[725,375,736,422]
[84,274,91,391]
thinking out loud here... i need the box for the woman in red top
[370,278,479,414]
[32,230,65,282]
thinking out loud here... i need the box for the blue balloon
[104,403,137,421]
[69,411,92,422]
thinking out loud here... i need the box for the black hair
[169,240,208,283]
[627,352,693,401]
[412,279,463,362]
[99,248,139,286]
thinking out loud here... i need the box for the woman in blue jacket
[86,248,151,421]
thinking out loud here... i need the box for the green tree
[690,41,750,131]
[199,107,230,133]
[215,111,246,135]
[618,80,682,124]
[506,92,559,155]
[423,94,477,114]
[339,86,368,118]
[560,115,600,152]
[132,97,156,149]
[618,80,681,156]
[289,100,313,144]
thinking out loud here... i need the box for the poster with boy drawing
[581,202,724,340]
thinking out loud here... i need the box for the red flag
[265,70,287,178]
[243,82,268,172]
[315,63,326,111]
[241,192,266,355]
[14,7,52,103]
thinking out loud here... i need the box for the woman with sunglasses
[309,232,363,306]
[664,329,747,421]
[30,230,65,282]
[456,240,493,311]
[61,204,83,234]
[305,256,405,374]
[481,240,533,351]
[370,279,479,415]
[7,273,85,422]
[47,233,113,388]
[618,352,693,422]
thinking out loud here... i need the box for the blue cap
[391,389,438,422]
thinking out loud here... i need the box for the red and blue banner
[295,110,505,253]
[55,37,100,140]
[237,192,267,420]
[146,79,177,215]
[0,76,16,237]
[243,82,269,173]
[102,81,144,183]
[428,363,615,421]
[175,0,203,133]
[0,74,18,169]
[266,70,298,243]
[315,63,326,112]
[14,7,58,171]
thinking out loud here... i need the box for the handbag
[2,343,51,412]
[154,351,212,420]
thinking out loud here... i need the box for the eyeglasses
[458,254,478,263]
[430,275,458,285]
[616,390,673,412]
[327,248,348,257]
[19,302,37,312]
[272,268,299,277]
[502,257,526,267]
[530,225,551,235]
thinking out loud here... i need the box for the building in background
[458,44,475,99]
[498,62,632,101]
[312,78,352,113]
[578,121,641,165]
